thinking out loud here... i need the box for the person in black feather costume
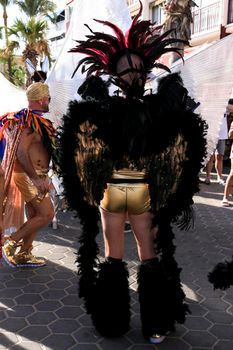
[57,1,207,343]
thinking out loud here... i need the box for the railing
[191,2,220,35]
[127,0,138,6]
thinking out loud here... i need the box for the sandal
[221,199,230,207]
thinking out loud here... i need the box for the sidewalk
[0,172,233,350]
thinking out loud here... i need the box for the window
[228,0,233,24]
[151,5,165,24]
[56,10,65,23]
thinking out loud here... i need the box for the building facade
[127,0,233,46]
[47,0,233,61]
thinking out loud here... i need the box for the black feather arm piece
[147,73,207,231]
[56,100,103,313]
[208,257,233,290]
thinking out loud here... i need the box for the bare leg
[205,154,214,182]
[215,154,224,181]
[128,211,157,261]
[222,161,233,201]
[11,196,54,251]
[100,208,126,259]
[20,202,37,251]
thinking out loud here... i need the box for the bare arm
[16,128,50,194]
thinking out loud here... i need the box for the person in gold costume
[0,83,54,267]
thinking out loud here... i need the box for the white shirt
[218,114,228,140]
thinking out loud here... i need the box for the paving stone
[42,334,75,350]
[183,330,217,347]
[18,325,51,341]
[99,337,132,350]
[47,280,71,289]
[61,294,82,306]
[29,275,54,284]
[52,271,75,280]
[69,345,100,350]
[201,298,229,312]
[0,317,27,332]
[73,327,101,343]
[5,278,29,288]
[214,340,233,350]
[153,338,190,350]
[49,319,81,333]
[27,311,57,325]
[185,315,212,330]
[21,283,48,294]
[15,294,42,305]
[210,324,233,340]
[0,299,16,308]
[35,300,62,311]
[41,289,67,300]
[206,311,233,324]
[78,314,93,327]
[0,288,23,298]
[188,303,208,316]
[55,306,83,318]
[6,305,34,318]
[0,311,6,321]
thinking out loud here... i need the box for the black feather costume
[57,1,207,340]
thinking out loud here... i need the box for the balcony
[127,0,138,6]
[191,2,220,35]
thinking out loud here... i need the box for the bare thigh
[100,208,126,259]
[128,211,157,261]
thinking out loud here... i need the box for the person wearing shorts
[204,113,228,185]
[221,118,233,206]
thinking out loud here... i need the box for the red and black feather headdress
[70,1,187,83]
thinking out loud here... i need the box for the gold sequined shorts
[100,183,151,215]
[13,171,49,203]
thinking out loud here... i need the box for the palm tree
[14,0,56,21]
[9,17,51,85]
[0,0,13,81]
[8,0,57,85]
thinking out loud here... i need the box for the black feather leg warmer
[208,256,233,290]
[138,257,190,339]
[91,258,131,337]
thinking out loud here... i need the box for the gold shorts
[13,171,49,203]
[100,183,151,215]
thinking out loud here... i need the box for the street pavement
[0,170,233,350]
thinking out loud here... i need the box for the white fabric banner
[152,34,233,163]
[46,0,132,127]
[0,73,27,115]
